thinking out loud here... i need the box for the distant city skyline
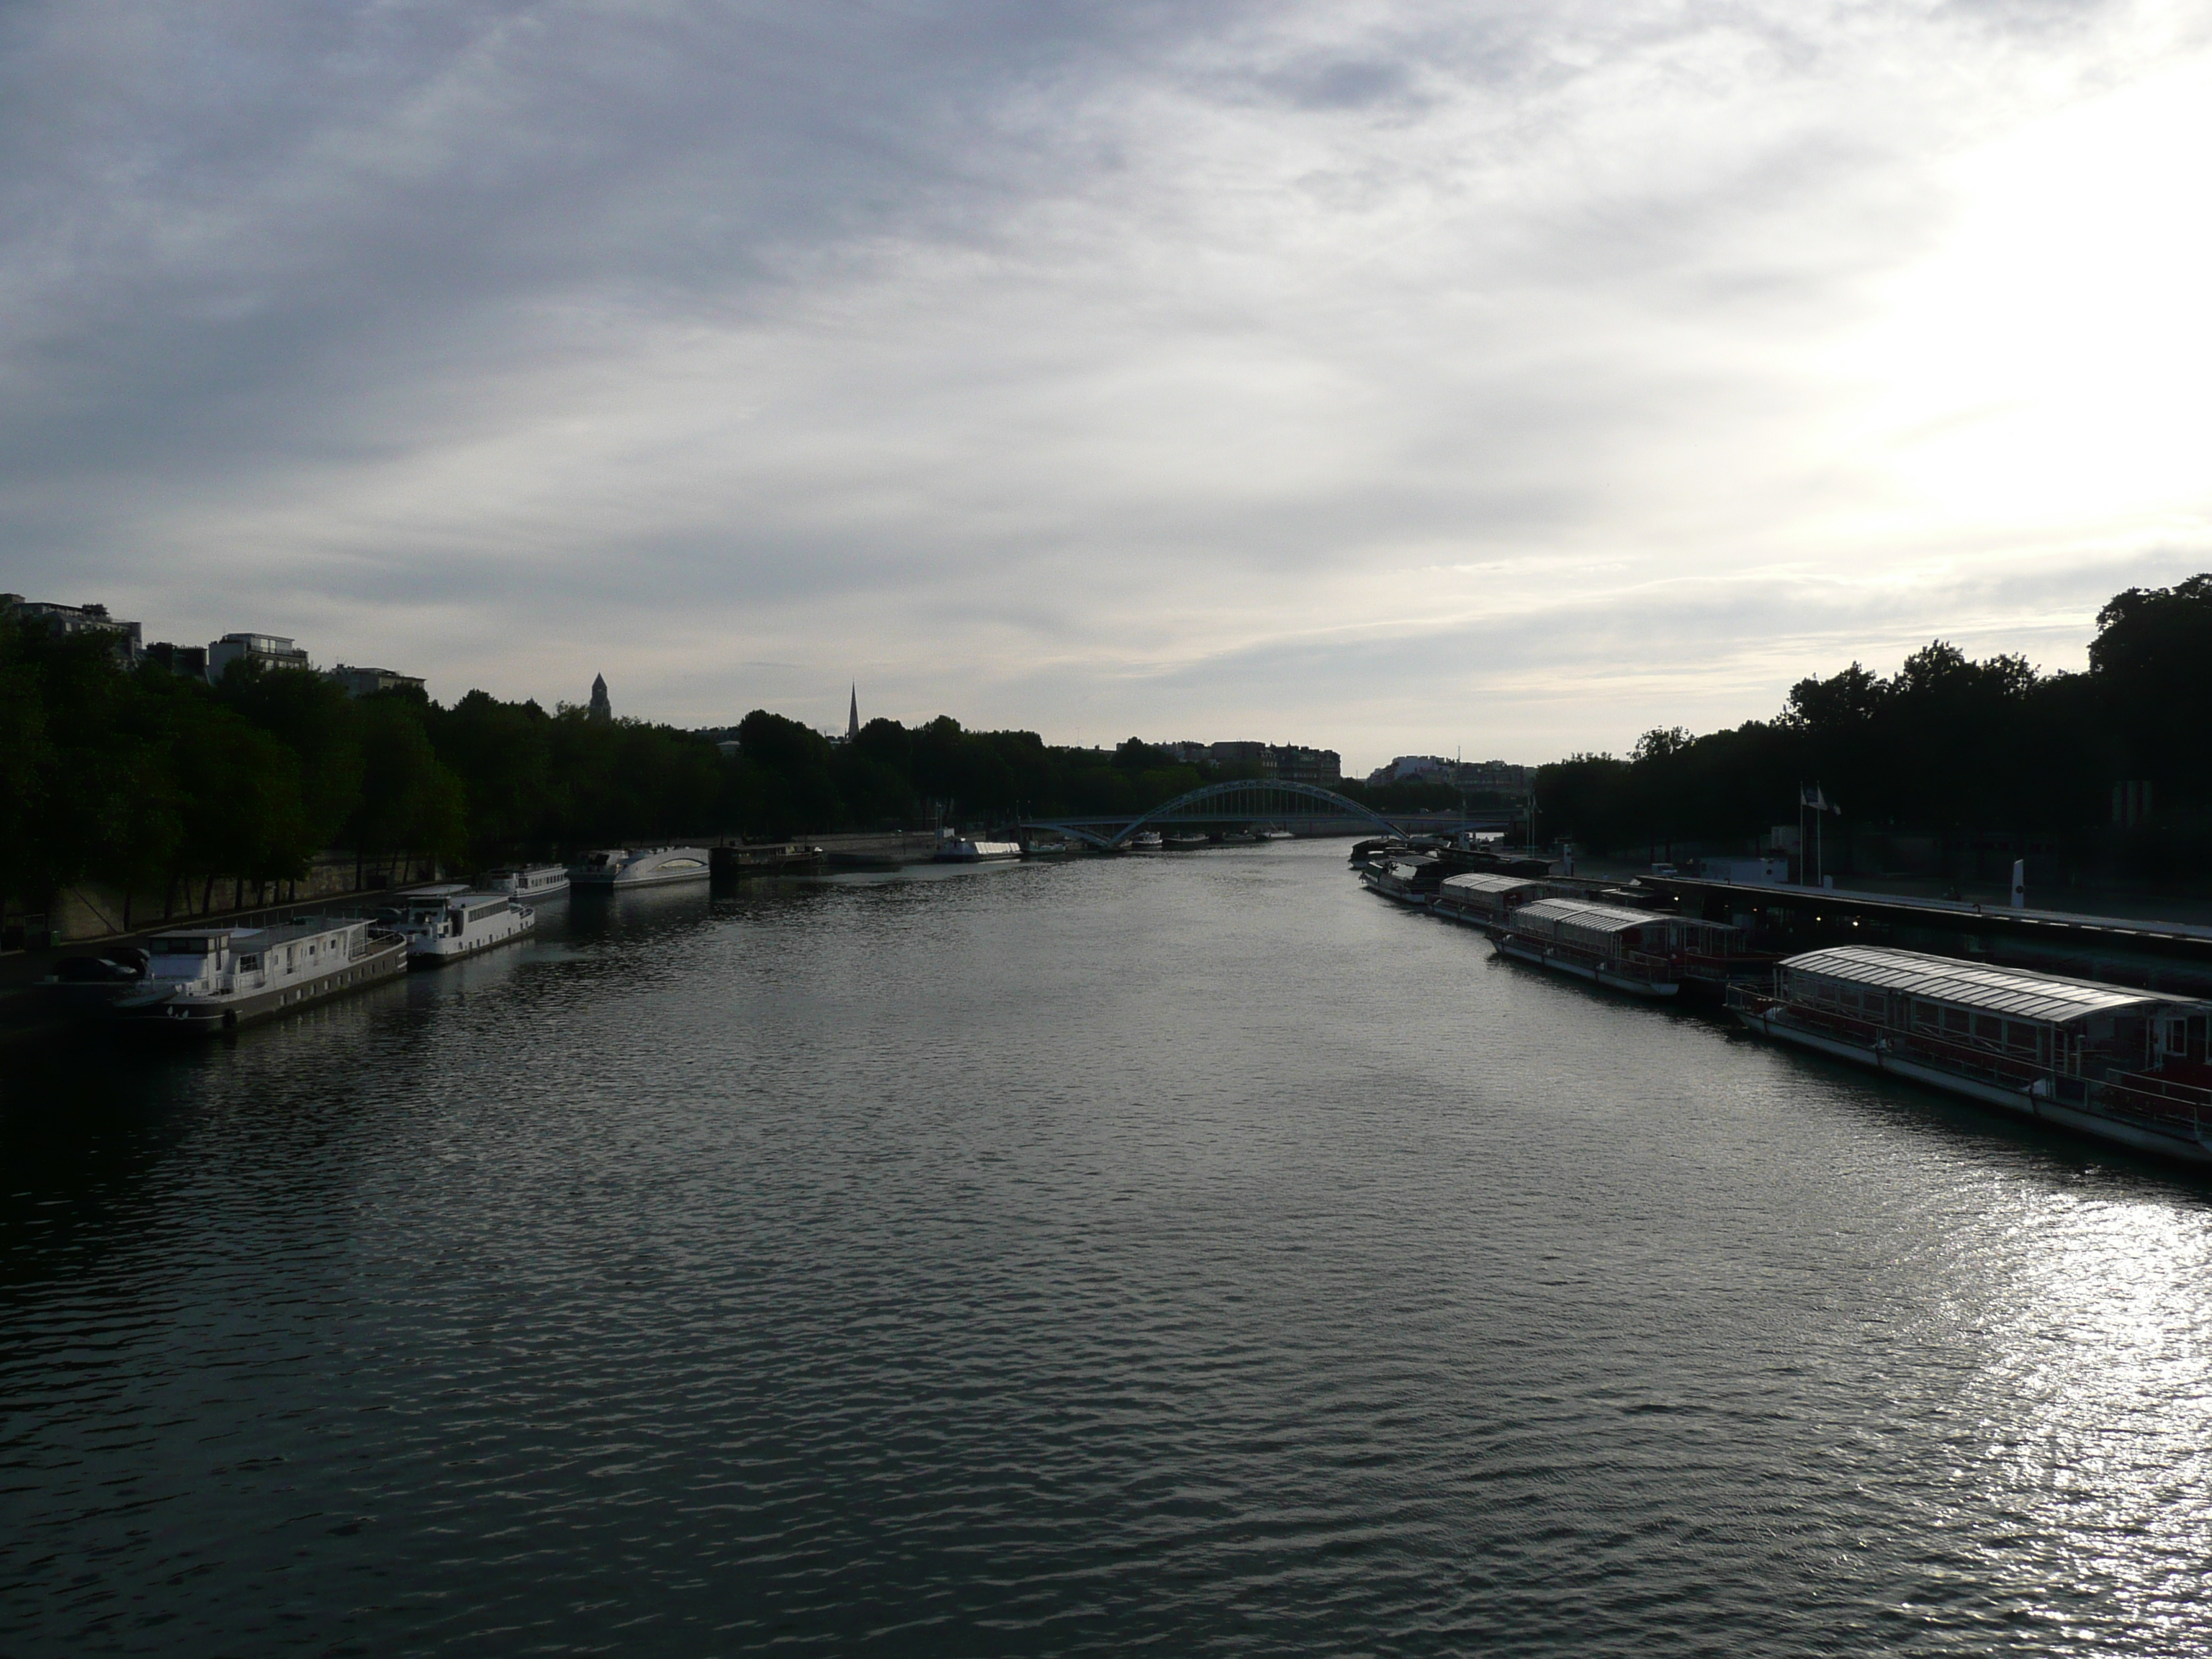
[4,3,2207,772]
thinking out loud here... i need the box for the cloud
[3,0,2208,770]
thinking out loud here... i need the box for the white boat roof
[1440,872,1547,894]
[1782,945,2189,1023]
[148,917,363,947]
[1513,897,1670,934]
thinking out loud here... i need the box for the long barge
[119,917,408,1034]
[1730,945,2212,1166]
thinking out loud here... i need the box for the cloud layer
[5,0,2208,767]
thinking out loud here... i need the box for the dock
[1646,876,2212,996]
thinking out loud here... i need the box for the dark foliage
[1531,577,2212,857]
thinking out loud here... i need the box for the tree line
[1,624,1446,920]
[1534,575,2212,875]
[17,570,2195,924]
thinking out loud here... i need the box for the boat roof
[1440,872,1547,894]
[1514,897,1671,934]
[1781,945,2190,1023]
[148,916,363,947]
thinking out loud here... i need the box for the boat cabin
[1434,871,1550,922]
[1776,946,2212,1079]
[142,919,376,994]
[1503,898,1679,958]
[397,891,517,941]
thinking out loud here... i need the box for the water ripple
[6,848,2212,1655]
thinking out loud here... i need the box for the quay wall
[42,850,445,946]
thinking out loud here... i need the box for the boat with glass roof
[1430,871,1550,927]
[1485,896,1717,997]
[1730,945,2212,1164]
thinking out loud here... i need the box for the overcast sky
[4,1,2208,770]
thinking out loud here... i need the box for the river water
[6,841,2212,1656]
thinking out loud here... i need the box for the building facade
[208,631,311,679]
[325,663,426,698]
[2,594,143,660]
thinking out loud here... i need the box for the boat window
[1941,1007,1969,1035]
[2004,1022,2037,1054]
[1912,1001,1940,1033]
[1974,1015,2002,1044]
[238,954,260,971]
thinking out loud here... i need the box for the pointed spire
[588,673,611,721]
[848,683,859,742]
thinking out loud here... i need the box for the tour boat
[118,917,408,1034]
[485,864,570,900]
[1255,827,1294,842]
[1430,871,1551,927]
[1486,897,1708,997]
[391,890,537,964]
[1730,946,2212,1165]
[569,847,713,889]
[1127,831,1164,850]
[933,835,1022,863]
[1163,832,1210,850]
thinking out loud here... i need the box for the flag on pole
[1801,784,1840,814]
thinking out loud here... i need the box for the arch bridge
[1020,779,1517,851]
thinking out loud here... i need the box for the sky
[4,0,2209,773]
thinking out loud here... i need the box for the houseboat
[391,890,537,964]
[570,847,713,889]
[1431,871,1550,928]
[933,835,1022,863]
[485,864,570,900]
[118,917,408,1034]
[1359,854,1439,907]
[1730,945,2212,1166]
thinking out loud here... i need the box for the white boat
[1255,827,1293,841]
[569,846,713,889]
[933,835,1022,863]
[485,864,570,900]
[391,890,537,964]
[118,917,408,1034]
[1127,831,1164,850]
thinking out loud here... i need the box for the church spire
[588,673,611,721]
[848,683,859,742]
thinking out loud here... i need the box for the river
[6,840,2211,1656]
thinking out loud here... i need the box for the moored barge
[390,889,537,964]
[1359,855,1439,907]
[119,917,408,1034]
[1431,871,1550,927]
[1486,897,1702,996]
[1730,945,2212,1165]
